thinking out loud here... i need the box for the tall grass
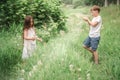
[0,23,22,79]
[0,5,120,80]
[15,10,91,80]
[98,5,120,80]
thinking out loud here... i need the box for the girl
[22,16,42,59]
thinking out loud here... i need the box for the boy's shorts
[83,36,100,51]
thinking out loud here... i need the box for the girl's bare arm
[23,29,36,40]
[36,37,42,42]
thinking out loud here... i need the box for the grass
[0,5,120,80]
[0,23,23,79]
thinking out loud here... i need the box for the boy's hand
[83,17,89,22]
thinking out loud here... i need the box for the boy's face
[91,10,99,17]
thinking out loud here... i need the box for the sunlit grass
[0,5,120,80]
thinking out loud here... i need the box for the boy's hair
[91,5,100,13]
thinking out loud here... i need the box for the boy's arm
[83,17,98,27]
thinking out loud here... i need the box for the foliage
[61,0,119,7]
[61,0,85,8]
[61,0,73,4]
[61,0,104,7]
[0,24,22,78]
[0,0,67,42]
[84,0,104,6]
[72,0,85,8]
[84,0,118,6]
[100,5,120,79]
[0,2,120,80]
[13,5,120,80]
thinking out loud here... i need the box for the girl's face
[30,19,33,27]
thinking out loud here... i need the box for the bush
[61,0,73,4]
[84,0,118,6]
[0,0,66,30]
[0,0,67,42]
[72,0,85,8]
[84,0,104,6]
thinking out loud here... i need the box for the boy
[83,5,102,64]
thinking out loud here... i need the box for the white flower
[77,68,81,72]
[37,60,43,66]
[78,77,82,80]
[33,65,37,71]
[69,64,74,71]
[29,71,33,77]
[87,73,90,80]
[21,69,25,74]
[87,73,90,77]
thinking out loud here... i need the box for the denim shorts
[83,36,100,51]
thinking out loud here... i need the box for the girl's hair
[22,15,34,40]
[23,15,34,30]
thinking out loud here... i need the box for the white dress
[22,28,36,59]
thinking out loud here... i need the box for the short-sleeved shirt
[89,16,102,38]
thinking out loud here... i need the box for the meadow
[0,5,120,80]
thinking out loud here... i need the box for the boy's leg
[83,36,91,51]
[91,37,100,64]
[84,45,99,64]
[83,46,94,61]
[83,46,93,53]
[83,37,94,60]
[93,51,99,64]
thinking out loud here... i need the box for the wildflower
[29,71,33,77]
[37,60,43,66]
[77,68,81,72]
[69,64,74,71]
[21,69,25,74]
[87,73,90,77]
[87,73,90,80]
[33,65,37,71]
[78,77,82,80]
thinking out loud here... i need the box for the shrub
[84,0,104,6]
[0,0,67,42]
